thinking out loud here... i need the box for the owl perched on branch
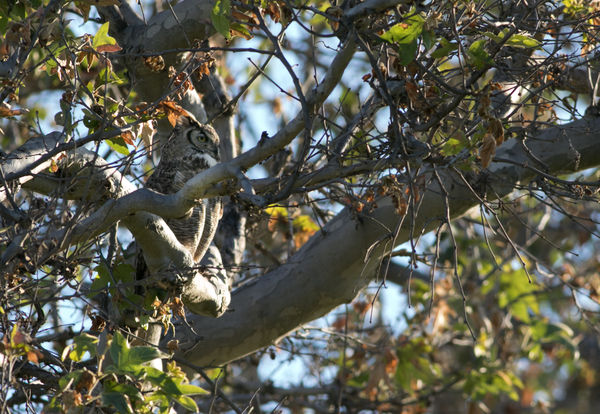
[145,113,223,264]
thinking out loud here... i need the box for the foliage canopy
[2,0,600,413]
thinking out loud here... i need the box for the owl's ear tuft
[176,114,192,128]
[175,110,201,128]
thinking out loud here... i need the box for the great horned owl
[145,113,223,263]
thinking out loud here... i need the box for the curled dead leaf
[167,339,180,353]
[96,43,122,53]
[488,117,504,145]
[144,55,165,72]
[157,100,187,126]
[26,348,44,365]
[0,104,24,118]
[170,297,185,318]
[326,6,343,31]
[479,133,496,168]
[120,130,135,146]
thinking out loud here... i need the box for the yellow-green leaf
[93,22,118,49]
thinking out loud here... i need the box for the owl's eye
[187,129,208,147]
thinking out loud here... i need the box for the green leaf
[106,136,130,155]
[127,346,164,367]
[173,395,198,411]
[230,22,253,40]
[90,265,110,297]
[292,215,319,233]
[98,66,125,86]
[440,137,467,156]
[109,331,130,370]
[431,38,458,59]
[505,33,541,49]
[141,365,169,385]
[68,333,98,362]
[0,15,8,34]
[58,370,84,390]
[495,268,540,322]
[145,393,170,411]
[380,13,424,65]
[102,391,133,414]
[93,22,118,49]
[484,29,541,49]
[422,30,435,51]
[380,14,424,44]
[211,0,231,39]
[468,39,492,70]
[176,383,209,395]
[397,40,419,65]
[113,263,135,283]
[104,381,144,402]
[346,371,369,387]
[530,320,577,352]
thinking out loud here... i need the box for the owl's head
[162,113,220,161]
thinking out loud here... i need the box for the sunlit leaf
[380,13,424,65]
[66,333,98,362]
[102,392,133,414]
[211,0,231,39]
[92,22,120,51]
[106,136,130,155]
[468,39,492,70]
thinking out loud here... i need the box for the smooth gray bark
[173,116,600,366]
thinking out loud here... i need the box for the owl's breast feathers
[144,150,220,261]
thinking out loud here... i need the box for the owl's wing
[145,159,187,194]
[194,197,223,263]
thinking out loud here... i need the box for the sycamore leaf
[211,0,231,39]
[137,120,156,156]
[120,131,135,146]
[380,13,424,65]
[468,39,492,70]
[506,33,541,48]
[380,14,424,44]
[26,349,43,364]
[92,22,121,52]
[106,136,130,155]
[230,23,253,40]
[484,29,541,49]
[431,38,458,59]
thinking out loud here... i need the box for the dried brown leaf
[488,117,504,145]
[0,105,23,118]
[26,349,43,365]
[479,133,496,168]
[143,55,165,72]
[167,340,180,353]
[95,43,122,53]
[120,131,135,146]
[157,100,187,126]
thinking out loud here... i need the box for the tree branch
[172,116,600,366]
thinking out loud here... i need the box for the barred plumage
[145,113,223,263]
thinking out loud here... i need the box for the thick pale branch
[0,132,64,202]
[99,0,215,102]
[173,116,600,366]
[23,39,357,257]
